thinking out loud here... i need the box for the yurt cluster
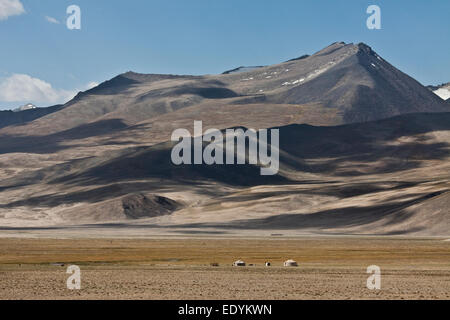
[230,259,298,267]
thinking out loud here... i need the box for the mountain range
[0,42,448,237]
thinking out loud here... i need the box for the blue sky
[0,0,449,109]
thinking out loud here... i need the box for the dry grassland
[0,237,449,299]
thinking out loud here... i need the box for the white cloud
[86,81,99,90]
[45,16,60,24]
[0,0,25,20]
[0,74,98,105]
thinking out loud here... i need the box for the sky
[0,0,449,109]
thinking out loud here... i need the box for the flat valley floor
[0,237,449,300]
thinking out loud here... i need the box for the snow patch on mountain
[433,88,450,100]
[13,103,38,112]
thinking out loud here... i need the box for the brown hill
[0,42,448,236]
[0,113,448,235]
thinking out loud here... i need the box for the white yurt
[233,260,246,266]
[283,259,298,267]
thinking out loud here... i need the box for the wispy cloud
[45,16,60,24]
[86,81,99,90]
[0,74,98,105]
[0,0,25,20]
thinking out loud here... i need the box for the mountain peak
[357,42,377,55]
[311,41,354,57]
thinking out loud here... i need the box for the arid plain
[0,237,449,300]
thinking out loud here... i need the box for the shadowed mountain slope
[0,105,63,130]
[3,112,448,187]
[0,112,448,234]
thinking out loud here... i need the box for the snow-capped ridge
[13,103,38,112]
